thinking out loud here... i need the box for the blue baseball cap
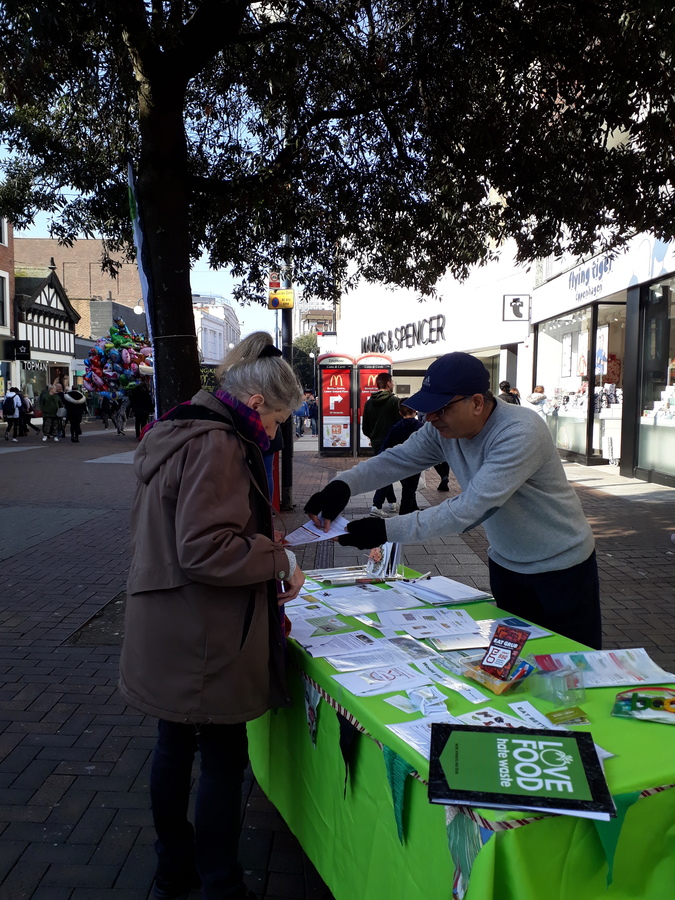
[407,352,490,413]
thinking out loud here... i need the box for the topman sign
[361,314,446,354]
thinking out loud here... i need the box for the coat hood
[134,390,235,484]
[526,392,547,405]
[368,389,395,405]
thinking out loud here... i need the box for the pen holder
[460,658,535,696]
[529,665,586,707]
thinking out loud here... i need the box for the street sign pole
[279,262,294,511]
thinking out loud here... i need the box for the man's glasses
[427,396,466,417]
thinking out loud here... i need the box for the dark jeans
[373,483,397,508]
[399,474,421,515]
[150,719,249,900]
[488,550,602,649]
[135,412,149,439]
[434,461,449,482]
[4,418,20,439]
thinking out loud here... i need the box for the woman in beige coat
[119,333,304,900]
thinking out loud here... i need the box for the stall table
[248,599,675,900]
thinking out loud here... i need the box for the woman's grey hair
[218,332,304,411]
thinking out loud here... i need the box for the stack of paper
[396,575,492,605]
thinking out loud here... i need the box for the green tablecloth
[248,600,675,900]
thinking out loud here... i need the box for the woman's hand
[278,566,305,604]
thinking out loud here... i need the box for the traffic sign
[268,289,294,309]
[269,271,280,289]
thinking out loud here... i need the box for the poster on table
[321,365,352,449]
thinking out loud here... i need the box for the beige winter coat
[119,390,291,724]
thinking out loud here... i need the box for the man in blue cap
[305,352,601,648]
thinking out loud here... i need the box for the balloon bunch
[82,317,154,399]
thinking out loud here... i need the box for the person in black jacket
[377,401,424,515]
[129,383,154,440]
[498,381,518,404]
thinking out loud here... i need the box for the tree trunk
[136,71,200,414]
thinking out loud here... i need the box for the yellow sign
[329,374,344,387]
[268,289,294,309]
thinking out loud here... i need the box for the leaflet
[376,607,481,639]
[315,584,425,616]
[282,515,349,546]
[427,633,490,652]
[285,601,336,621]
[413,659,486,703]
[476,617,552,641]
[532,648,675,688]
[323,635,439,672]
[387,714,461,760]
[301,631,380,657]
[332,664,431,696]
[396,575,493,605]
[457,706,527,729]
[289,614,356,642]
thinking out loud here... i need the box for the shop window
[637,278,675,476]
[536,308,593,454]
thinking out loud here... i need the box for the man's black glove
[338,516,387,550]
[304,480,351,522]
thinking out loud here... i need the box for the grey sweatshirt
[335,400,594,574]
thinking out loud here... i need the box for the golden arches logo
[367,374,377,386]
[329,374,343,387]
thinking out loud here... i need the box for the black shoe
[437,478,450,492]
[152,875,201,900]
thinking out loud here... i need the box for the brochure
[396,575,493,605]
[413,659,487,703]
[301,631,380,657]
[532,648,675,688]
[477,617,552,641]
[387,715,461,760]
[376,607,481,639]
[315,584,424,616]
[288,614,356,642]
[322,636,438,673]
[480,624,531,680]
[332,664,431,696]
[282,515,349,546]
[427,633,490,652]
[428,724,616,820]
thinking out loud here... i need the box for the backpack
[2,395,16,417]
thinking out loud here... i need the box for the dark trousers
[150,720,249,900]
[135,412,149,439]
[373,483,397,508]
[434,461,449,482]
[4,418,20,439]
[488,550,602,649]
[399,474,421,514]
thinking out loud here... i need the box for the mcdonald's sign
[367,373,377,386]
[329,374,343,387]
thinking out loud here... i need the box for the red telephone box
[356,354,392,456]
[318,353,355,457]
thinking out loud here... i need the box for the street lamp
[309,351,317,395]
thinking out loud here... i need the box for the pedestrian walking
[525,385,550,419]
[306,352,601,648]
[379,401,424,514]
[128,383,154,440]
[40,386,64,442]
[307,394,318,436]
[498,380,518,404]
[64,389,87,442]
[19,390,40,435]
[362,372,401,516]
[53,384,68,438]
[294,396,309,436]
[2,387,22,442]
[119,331,305,900]
[100,395,112,429]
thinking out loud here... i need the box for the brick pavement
[0,424,674,899]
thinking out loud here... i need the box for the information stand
[318,353,355,457]
[355,353,392,456]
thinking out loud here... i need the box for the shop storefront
[533,235,675,485]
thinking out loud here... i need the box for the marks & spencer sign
[361,314,446,354]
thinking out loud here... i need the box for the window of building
[0,218,6,246]
[0,272,7,327]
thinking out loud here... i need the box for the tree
[292,331,318,392]
[1,2,675,410]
